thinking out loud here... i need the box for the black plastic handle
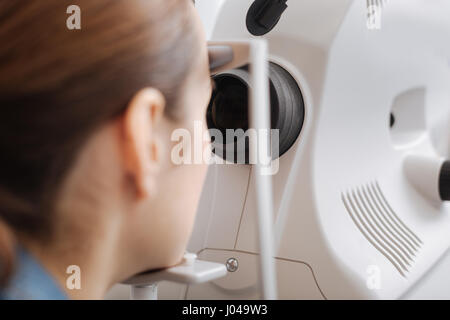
[246,0,288,36]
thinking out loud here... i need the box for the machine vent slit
[356,186,413,263]
[367,0,390,9]
[364,184,418,255]
[342,181,422,276]
[349,190,408,270]
[373,182,423,246]
[341,193,406,277]
[347,191,407,272]
[366,183,419,251]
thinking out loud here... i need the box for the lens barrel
[207,62,305,164]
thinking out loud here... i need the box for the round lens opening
[207,75,249,135]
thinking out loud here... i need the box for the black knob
[439,161,450,201]
[246,0,288,36]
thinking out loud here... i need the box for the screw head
[226,258,239,273]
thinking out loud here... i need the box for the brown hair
[0,0,198,285]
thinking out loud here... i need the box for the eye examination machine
[122,0,450,300]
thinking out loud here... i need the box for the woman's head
[0,0,212,292]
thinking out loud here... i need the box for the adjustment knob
[439,161,450,201]
[404,155,447,203]
[246,0,288,36]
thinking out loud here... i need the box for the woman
[0,0,212,299]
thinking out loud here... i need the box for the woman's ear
[121,88,165,199]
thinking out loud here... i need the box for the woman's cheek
[163,164,208,261]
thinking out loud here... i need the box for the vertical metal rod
[249,40,278,300]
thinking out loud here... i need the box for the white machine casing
[160,0,450,299]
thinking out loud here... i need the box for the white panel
[202,164,251,250]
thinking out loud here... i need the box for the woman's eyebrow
[208,45,234,73]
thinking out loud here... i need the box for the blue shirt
[0,247,67,300]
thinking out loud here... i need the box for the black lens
[206,63,305,164]
[207,75,249,135]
